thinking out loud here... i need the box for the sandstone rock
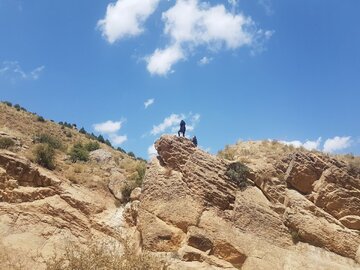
[123,200,140,226]
[89,149,112,163]
[130,187,141,201]
[285,152,328,194]
[108,174,126,202]
[135,136,360,269]
[340,215,360,230]
[0,150,125,269]
[284,189,360,260]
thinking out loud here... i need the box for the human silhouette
[178,120,186,137]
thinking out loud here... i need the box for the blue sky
[1,0,359,158]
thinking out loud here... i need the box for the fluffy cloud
[99,0,272,75]
[93,120,123,134]
[109,134,128,145]
[280,137,322,151]
[0,61,45,81]
[145,0,271,75]
[151,113,184,135]
[146,45,184,75]
[98,0,160,43]
[147,144,157,158]
[93,119,127,145]
[198,56,212,66]
[151,112,200,136]
[323,136,352,153]
[144,98,155,109]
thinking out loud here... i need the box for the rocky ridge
[126,135,360,269]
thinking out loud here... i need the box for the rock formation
[128,135,360,269]
[0,150,126,268]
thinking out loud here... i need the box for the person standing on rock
[192,136,198,147]
[178,120,186,137]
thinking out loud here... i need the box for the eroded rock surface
[132,135,360,269]
[0,150,125,267]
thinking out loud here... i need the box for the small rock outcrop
[130,135,360,269]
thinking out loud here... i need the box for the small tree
[37,116,45,122]
[79,127,86,134]
[34,144,56,170]
[69,143,89,162]
[97,135,105,143]
[84,141,100,152]
[34,134,63,149]
[127,151,136,159]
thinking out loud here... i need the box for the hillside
[1,103,360,269]
[0,102,147,269]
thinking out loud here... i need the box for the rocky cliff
[127,135,360,269]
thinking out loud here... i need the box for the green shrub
[225,162,249,188]
[34,144,56,170]
[34,134,63,149]
[14,104,21,111]
[3,101,12,107]
[79,127,86,134]
[117,146,126,153]
[37,116,45,122]
[0,138,15,149]
[84,141,100,152]
[127,151,136,159]
[69,143,89,162]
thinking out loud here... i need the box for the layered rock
[0,150,125,268]
[131,135,360,269]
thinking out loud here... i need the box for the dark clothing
[192,136,198,147]
[178,120,186,137]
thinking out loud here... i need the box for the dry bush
[44,239,166,270]
[217,145,237,161]
[73,164,83,174]
[0,137,15,149]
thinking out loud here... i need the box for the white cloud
[93,120,123,134]
[146,45,184,76]
[198,56,212,66]
[98,0,161,43]
[145,0,271,75]
[144,98,155,109]
[323,136,352,153]
[151,113,184,135]
[0,61,45,81]
[93,119,127,145]
[280,137,322,151]
[147,144,157,158]
[151,112,200,136]
[109,134,128,145]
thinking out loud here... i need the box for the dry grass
[44,239,167,270]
